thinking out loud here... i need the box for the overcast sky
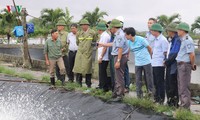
[1,0,200,31]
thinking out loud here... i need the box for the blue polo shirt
[128,36,151,66]
[176,34,195,62]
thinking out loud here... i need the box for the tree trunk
[21,8,32,68]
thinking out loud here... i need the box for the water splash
[0,83,79,120]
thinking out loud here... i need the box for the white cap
[116,16,124,23]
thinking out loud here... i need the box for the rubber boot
[86,74,92,88]
[76,73,82,87]
[60,75,65,86]
[50,77,55,86]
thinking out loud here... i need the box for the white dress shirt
[67,32,78,51]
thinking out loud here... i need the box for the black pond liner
[0,78,171,120]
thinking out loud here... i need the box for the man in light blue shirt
[124,27,154,99]
[176,22,196,109]
[150,23,169,104]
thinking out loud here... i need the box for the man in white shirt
[67,24,78,82]
[96,22,110,92]
[150,23,169,104]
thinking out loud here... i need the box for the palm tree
[82,7,108,27]
[59,7,74,26]
[157,13,181,28]
[40,8,65,28]
[191,16,200,33]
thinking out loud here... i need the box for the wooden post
[21,8,32,68]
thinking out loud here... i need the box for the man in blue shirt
[164,23,181,107]
[124,27,154,99]
[176,22,196,109]
[150,23,169,104]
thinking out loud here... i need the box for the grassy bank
[0,65,200,120]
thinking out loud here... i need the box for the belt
[69,50,77,53]
[113,54,128,57]
[177,61,191,65]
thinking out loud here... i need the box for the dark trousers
[76,73,92,87]
[109,55,115,91]
[153,67,165,103]
[135,64,154,98]
[99,61,109,91]
[68,51,77,81]
[124,63,130,89]
[56,55,69,80]
[166,67,179,106]
[113,55,128,97]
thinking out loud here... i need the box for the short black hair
[70,23,78,28]
[149,18,157,23]
[124,27,136,37]
[51,29,57,35]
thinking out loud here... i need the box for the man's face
[177,29,185,37]
[52,31,59,40]
[148,20,155,30]
[167,31,174,38]
[70,26,77,34]
[109,27,115,34]
[57,25,64,31]
[125,34,132,40]
[150,30,158,37]
[97,30,103,34]
[81,24,89,31]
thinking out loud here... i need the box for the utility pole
[21,8,32,68]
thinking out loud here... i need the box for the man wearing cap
[164,23,181,107]
[96,22,110,92]
[44,29,66,88]
[98,19,129,101]
[176,22,196,109]
[56,20,69,85]
[150,23,169,104]
[116,16,130,93]
[73,19,97,87]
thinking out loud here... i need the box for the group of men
[44,16,196,109]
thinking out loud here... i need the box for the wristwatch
[117,59,121,62]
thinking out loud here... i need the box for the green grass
[0,66,6,73]
[41,75,50,82]
[0,66,16,76]
[18,73,34,81]
[123,96,154,109]
[129,84,147,93]
[175,109,200,120]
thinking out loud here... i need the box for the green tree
[59,7,74,26]
[191,16,200,33]
[157,13,181,28]
[82,7,108,27]
[40,8,65,28]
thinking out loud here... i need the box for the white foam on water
[0,84,79,120]
[0,92,52,120]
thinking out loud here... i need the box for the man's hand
[98,58,102,64]
[115,61,120,69]
[46,60,50,66]
[192,64,197,71]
